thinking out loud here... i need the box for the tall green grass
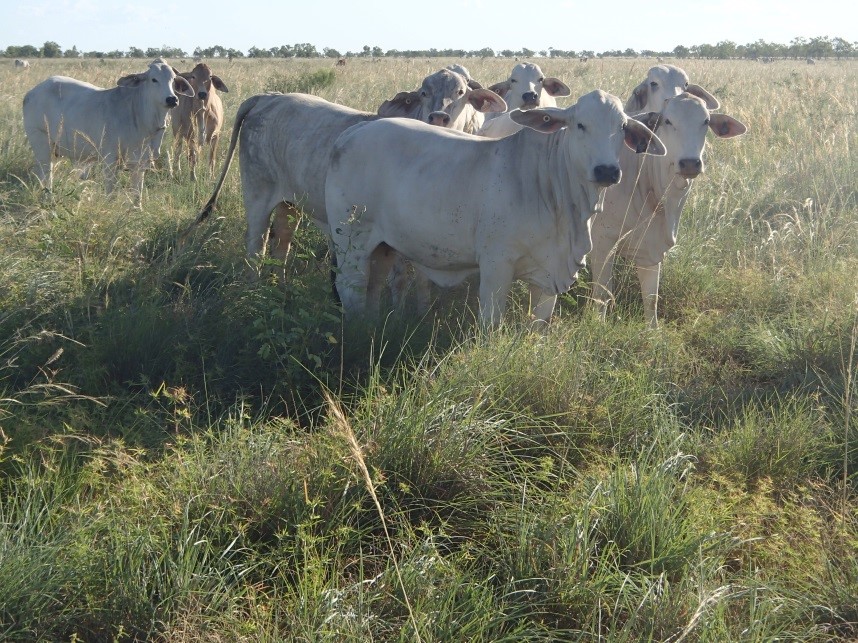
[0,56,856,640]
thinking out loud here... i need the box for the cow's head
[489,62,571,111]
[512,89,666,186]
[117,60,195,109]
[180,62,229,105]
[625,64,720,113]
[632,93,747,179]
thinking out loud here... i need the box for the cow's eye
[151,78,158,83]
[510,78,517,83]
[664,118,672,126]
[420,91,427,98]
[684,81,689,87]
[458,89,465,96]
[577,123,585,132]
[538,77,544,83]
[650,81,658,89]
[704,118,710,126]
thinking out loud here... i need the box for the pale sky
[3,0,856,56]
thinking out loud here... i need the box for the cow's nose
[166,95,178,108]
[593,164,621,186]
[678,158,703,177]
[428,111,451,127]
[197,90,208,100]
[522,91,539,106]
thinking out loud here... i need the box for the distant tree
[520,47,534,58]
[293,43,319,57]
[580,50,594,59]
[623,48,637,57]
[63,45,80,58]
[42,41,62,58]
[673,45,690,58]
[5,44,40,58]
[128,46,145,58]
[323,47,342,58]
[499,49,515,57]
[371,46,383,57]
[832,37,854,58]
[473,47,495,58]
[226,48,244,59]
[83,51,106,58]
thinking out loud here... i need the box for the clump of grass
[265,68,337,94]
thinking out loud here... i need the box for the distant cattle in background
[806,57,816,64]
[336,58,347,67]
[15,59,30,69]
[171,62,229,180]
[23,60,194,206]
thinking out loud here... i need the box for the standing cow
[190,69,506,274]
[589,93,747,327]
[23,60,194,206]
[624,64,719,113]
[170,62,229,180]
[325,90,665,327]
[15,59,30,69]
[476,62,572,138]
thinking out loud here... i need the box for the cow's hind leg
[367,243,398,317]
[267,202,302,282]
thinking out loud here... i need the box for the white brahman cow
[476,62,572,138]
[23,59,194,206]
[15,59,30,69]
[378,67,504,134]
[590,92,747,327]
[191,69,506,273]
[625,64,720,113]
[170,62,229,179]
[325,90,666,327]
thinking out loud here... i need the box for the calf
[23,60,193,206]
[325,91,665,327]
[171,62,229,179]
[590,93,747,327]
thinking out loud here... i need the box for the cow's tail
[181,94,264,238]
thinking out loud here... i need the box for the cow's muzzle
[521,91,539,106]
[197,90,208,101]
[678,158,703,177]
[166,96,178,108]
[593,164,621,186]
[428,111,451,127]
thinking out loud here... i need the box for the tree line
[4,36,856,62]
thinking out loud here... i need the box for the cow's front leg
[636,262,661,329]
[528,285,557,326]
[589,247,616,321]
[477,263,515,328]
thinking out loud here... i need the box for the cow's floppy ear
[510,108,566,133]
[686,83,719,110]
[377,91,421,118]
[117,73,145,87]
[171,66,182,76]
[467,88,507,114]
[624,81,648,112]
[543,77,571,97]
[488,80,512,99]
[623,118,666,155]
[211,75,229,92]
[708,113,747,138]
[173,76,195,97]
[631,110,661,133]
[467,79,483,90]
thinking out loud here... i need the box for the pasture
[1,55,856,641]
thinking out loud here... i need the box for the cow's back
[238,93,377,224]
[24,76,128,160]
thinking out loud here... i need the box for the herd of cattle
[20,59,746,328]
